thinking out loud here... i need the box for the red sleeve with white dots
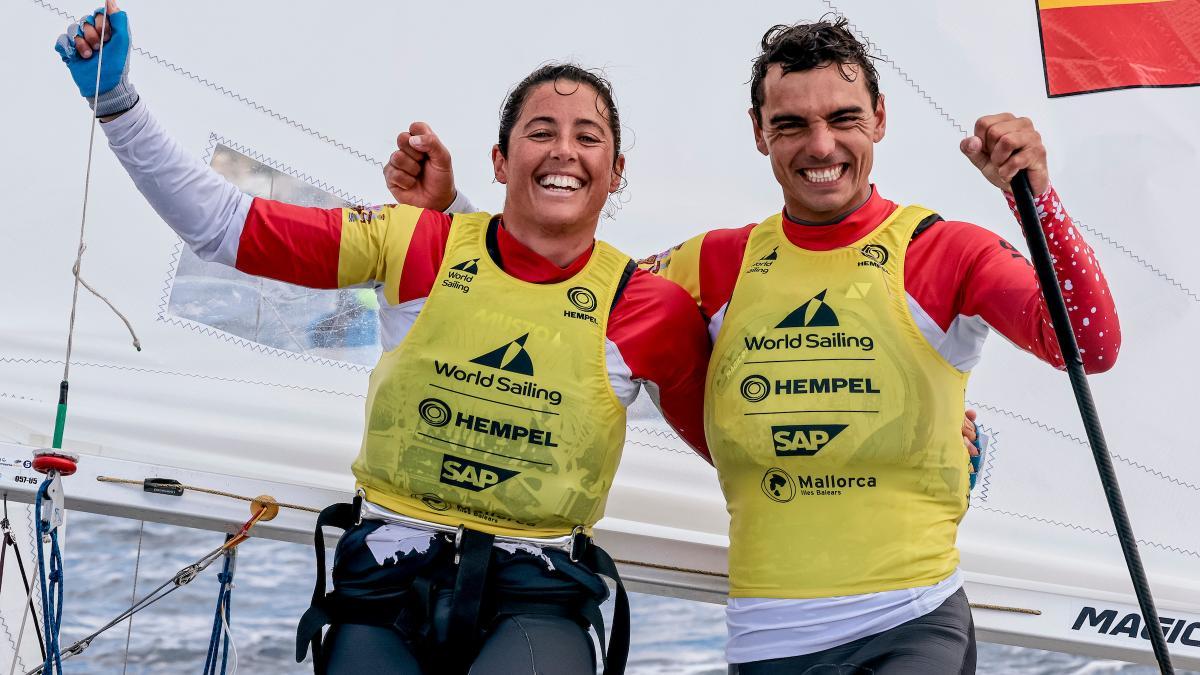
[964,186,1120,373]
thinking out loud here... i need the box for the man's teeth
[539,175,582,190]
[802,165,845,183]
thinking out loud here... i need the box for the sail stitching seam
[967,399,1200,492]
[975,506,1200,558]
[206,135,370,206]
[31,0,384,167]
[976,425,997,502]
[819,0,1200,305]
[625,437,695,457]
[0,358,364,398]
[149,137,374,373]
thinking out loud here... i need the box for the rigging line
[119,520,144,675]
[95,476,322,514]
[0,498,47,667]
[28,506,269,675]
[71,246,141,352]
[62,6,112,385]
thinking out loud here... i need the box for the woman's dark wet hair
[750,16,881,124]
[498,63,623,168]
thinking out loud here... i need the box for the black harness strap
[911,213,944,240]
[610,259,638,312]
[446,528,495,670]
[295,499,358,670]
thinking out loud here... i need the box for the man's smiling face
[751,62,886,223]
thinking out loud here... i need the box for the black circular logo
[761,469,796,503]
[418,398,451,427]
[567,286,598,313]
[860,244,889,267]
[740,374,771,403]
[416,492,450,511]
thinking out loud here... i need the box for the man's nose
[806,124,837,160]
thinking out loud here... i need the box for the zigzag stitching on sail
[976,425,997,503]
[0,610,26,674]
[1070,218,1200,303]
[818,0,1200,305]
[626,424,683,440]
[625,438,695,457]
[31,0,384,167]
[206,134,370,206]
[0,392,46,404]
[0,357,364,398]
[967,399,1200,493]
[974,506,1200,559]
[819,0,966,135]
[147,138,374,373]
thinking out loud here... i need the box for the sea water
[3,513,1181,673]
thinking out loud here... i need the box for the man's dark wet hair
[750,17,881,124]
[498,63,622,167]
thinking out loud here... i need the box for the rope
[33,484,64,675]
[63,6,111,382]
[119,521,144,675]
[71,246,141,352]
[969,603,1041,616]
[202,545,236,675]
[24,506,270,675]
[95,476,321,514]
[0,497,46,671]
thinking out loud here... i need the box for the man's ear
[872,93,887,143]
[491,144,508,184]
[609,154,626,193]
[749,108,769,156]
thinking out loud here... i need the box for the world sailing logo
[443,258,480,294]
[745,247,778,275]
[471,334,535,376]
[777,289,839,328]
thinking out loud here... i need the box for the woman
[57,5,711,674]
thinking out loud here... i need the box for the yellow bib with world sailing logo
[351,213,631,538]
[706,205,970,598]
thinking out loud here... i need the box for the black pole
[1010,170,1173,674]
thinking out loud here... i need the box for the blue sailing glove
[54,6,138,117]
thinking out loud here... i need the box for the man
[390,17,1118,673]
[645,19,1119,673]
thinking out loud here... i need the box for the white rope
[63,6,109,381]
[71,245,141,352]
[219,596,239,674]
[119,520,143,674]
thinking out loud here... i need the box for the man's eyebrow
[768,106,866,126]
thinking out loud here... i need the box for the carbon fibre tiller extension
[1010,170,1173,674]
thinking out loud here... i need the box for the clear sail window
[166,143,382,367]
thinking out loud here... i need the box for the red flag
[1037,0,1200,96]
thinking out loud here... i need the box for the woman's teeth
[802,165,845,183]
[539,174,582,191]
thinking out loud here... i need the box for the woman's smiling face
[493,81,624,236]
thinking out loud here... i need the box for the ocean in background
[2,512,1184,673]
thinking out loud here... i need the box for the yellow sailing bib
[706,205,970,598]
[351,213,630,537]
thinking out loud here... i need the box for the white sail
[2,0,1198,670]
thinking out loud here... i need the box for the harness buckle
[569,525,586,563]
[353,488,366,526]
[454,524,466,565]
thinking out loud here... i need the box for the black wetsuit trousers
[730,588,977,675]
[321,614,595,674]
[317,520,604,675]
